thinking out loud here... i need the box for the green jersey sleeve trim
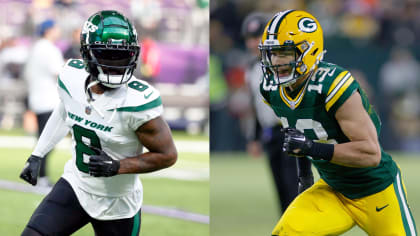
[58,77,72,98]
[326,79,359,115]
[109,97,162,112]
[325,71,353,111]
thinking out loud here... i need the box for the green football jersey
[260,61,398,199]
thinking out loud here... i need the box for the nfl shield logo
[85,106,91,115]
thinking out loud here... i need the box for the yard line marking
[0,136,209,153]
[0,179,52,195]
[142,205,209,224]
[0,179,209,224]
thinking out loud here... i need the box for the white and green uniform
[260,61,398,199]
[41,59,162,220]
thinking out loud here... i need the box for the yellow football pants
[272,172,417,236]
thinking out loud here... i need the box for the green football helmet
[80,10,140,88]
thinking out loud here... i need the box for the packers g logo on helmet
[298,18,317,33]
[259,10,324,87]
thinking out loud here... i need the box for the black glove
[20,155,42,185]
[283,128,313,157]
[298,175,314,194]
[88,146,120,177]
[296,157,313,194]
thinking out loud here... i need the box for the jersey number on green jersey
[73,124,102,173]
[280,117,336,143]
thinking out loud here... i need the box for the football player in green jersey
[259,10,417,235]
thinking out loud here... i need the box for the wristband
[307,142,334,161]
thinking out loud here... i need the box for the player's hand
[283,128,313,157]
[20,155,42,185]
[298,175,314,194]
[88,146,120,177]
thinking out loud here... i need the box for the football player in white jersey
[20,10,177,236]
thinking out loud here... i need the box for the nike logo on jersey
[376,204,389,212]
[144,91,154,99]
[327,67,336,76]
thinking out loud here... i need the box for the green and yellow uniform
[261,61,417,235]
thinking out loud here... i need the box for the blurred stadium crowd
[210,0,420,152]
[0,0,209,135]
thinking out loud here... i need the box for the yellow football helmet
[259,10,324,87]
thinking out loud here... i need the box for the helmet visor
[91,47,138,74]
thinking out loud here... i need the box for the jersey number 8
[72,124,101,173]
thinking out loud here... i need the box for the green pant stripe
[131,211,141,236]
[394,172,417,235]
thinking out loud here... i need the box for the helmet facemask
[86,43,140,88]
[259,41,307,87]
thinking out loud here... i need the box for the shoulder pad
[64,59,86,70]
[312,62,359,113]
[57,59,88,99]
[311,62,347,86]
[112,79,162,112]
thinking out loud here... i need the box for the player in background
[23,19,65,187]
[259,10,417,235]
[20,10,177,236]
[241,12,313,213]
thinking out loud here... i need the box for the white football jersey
[58,59,163,220]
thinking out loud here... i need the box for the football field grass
[0,135,209,236]
[211,152,420,236]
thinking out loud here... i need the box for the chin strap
[85,80,99,102]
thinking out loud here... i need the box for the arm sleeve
[32,101,69,157]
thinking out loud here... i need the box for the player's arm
[283,92,380,168]
[20,102,70,185]
[120,116,177,173]
[88,116,177,176]
[331,91,381,167]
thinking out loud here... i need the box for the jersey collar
[279,76,311,110]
